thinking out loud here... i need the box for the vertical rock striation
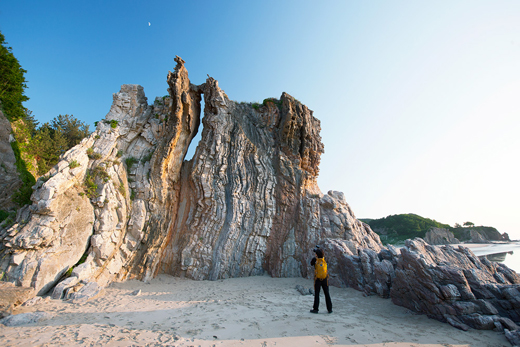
[122,56,202,282]
[0,57,382,298]
[158,72,382,280]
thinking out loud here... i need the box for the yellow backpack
[315,257,328,280]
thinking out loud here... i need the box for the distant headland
[360,213,510,245]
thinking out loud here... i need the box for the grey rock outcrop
[329,237,520,332]
[424,227,460,245]
[0,311,51,326]
[506,329,520,346]
[324,238,398,297]
[452,226,510,243]
[0,109,21,211]
[469,229,489,243]
[391,239,520,330]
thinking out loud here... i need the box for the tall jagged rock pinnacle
[0,57,381,297]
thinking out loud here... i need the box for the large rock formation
[0,57,381,299]
[425,227,460,245]
[2,58,520,341]
[391,239,520,331]
[327,237,520,333]
[453,226,511,243]
[0,109,22,211]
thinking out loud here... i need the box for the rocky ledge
[424,228,460,245]
[324,237,520,342]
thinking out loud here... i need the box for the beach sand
[1,274,508,347]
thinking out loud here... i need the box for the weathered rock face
[453,226,511,243]
[328,237,520,332]
[324,238,398,296]
[469,229,489,243]
[158,81,381,280]
[424,227,460,245]
[0,57,382,298]
[391,239,520,331]
[0,109,22,211]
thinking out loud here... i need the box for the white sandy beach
[1,274,508,347]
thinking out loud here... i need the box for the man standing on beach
[310,247,333,314]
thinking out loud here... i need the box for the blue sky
[2,1,519,238]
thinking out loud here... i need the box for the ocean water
[468,242,520,274]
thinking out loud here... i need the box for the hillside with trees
[360,214,451,244]
[361,214,509,245]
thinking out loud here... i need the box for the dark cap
[315,249,324,258]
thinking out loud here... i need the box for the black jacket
[311,257,317,266]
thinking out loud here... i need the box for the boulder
[0,311,51,326]
[69,281,104,303]
[505,329,520,346]
[389,239,520,330]
[424,228,460,245]
[0,281,35,318]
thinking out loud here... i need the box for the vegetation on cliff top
[360,214,450,244]
[24,114,90,175]
[0,32,28,122]
[361,214,506,245]
[0,31,90,208]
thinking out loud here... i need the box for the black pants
[313,278,332,312]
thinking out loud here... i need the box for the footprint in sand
[186,329,202,336]
[322,335,338,344]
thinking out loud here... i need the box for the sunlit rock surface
[0,57,381,298]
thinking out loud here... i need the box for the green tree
[463,221,475,228]
[51,114,90,148]
[0,31,35,206]
[0,32,90,206]
[25,115,90,175]
[367,213,451,244]
[0,31,29,121]
[29,123,67,175]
